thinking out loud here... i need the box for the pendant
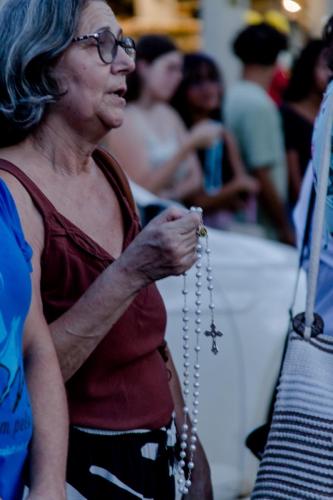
[204,322,223,355]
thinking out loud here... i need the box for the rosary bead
[179,211,220,496]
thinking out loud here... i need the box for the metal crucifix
[204,322,223,355]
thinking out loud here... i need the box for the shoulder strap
[304,88,333,338]
[94,147,137,213]
[0,158,55,217]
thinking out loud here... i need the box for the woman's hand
[231,174,260,196]
[187,120,223,150]
[27,487,66,500]
[118,206,202,287]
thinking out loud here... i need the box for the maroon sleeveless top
[0,149,174,430]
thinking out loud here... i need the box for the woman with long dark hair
[281,39,332,206]
[107,35,224,203]
[171,52,258,229]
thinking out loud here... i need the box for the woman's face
[314,51,332,95]
[141,51,183,102]
[51,1,135,137]
[185,63,221,116]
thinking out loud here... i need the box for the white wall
[306,0,333,36]
[202,0,250,90]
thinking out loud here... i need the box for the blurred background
[110,0,333,87]
[104,1,333,497]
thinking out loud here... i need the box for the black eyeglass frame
[72,29,136,64]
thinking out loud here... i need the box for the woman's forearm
[142,140,193,194]
[24,315,68,498]
[51,257,143,381]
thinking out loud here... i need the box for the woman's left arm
[222,128,249,177]
[24,291,68,499]
[165,347,213,500]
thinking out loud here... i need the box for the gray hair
[0,0,101,146]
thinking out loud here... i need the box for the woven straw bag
[252,84,333,499]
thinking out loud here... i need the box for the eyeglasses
[72,29,136,64]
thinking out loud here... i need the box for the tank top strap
[0,149,138,226]
[93,147,137,214]
[0,158,55,218]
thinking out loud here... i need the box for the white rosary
[177,207,222,496]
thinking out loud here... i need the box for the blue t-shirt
[0,179,33,500]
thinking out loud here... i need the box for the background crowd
[107,13,332,247]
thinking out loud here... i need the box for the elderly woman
[0,0,212,499]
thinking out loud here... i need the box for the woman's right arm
[106,110,196,194]
[106,110,221,196]
[1,172,201,380]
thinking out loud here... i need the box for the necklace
[177,207,222,495]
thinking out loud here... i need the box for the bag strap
[304,91,333,339]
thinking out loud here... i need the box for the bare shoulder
[158,103,182,124]
[0,169,44,255]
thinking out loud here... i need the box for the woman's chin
[101,112,124,131]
